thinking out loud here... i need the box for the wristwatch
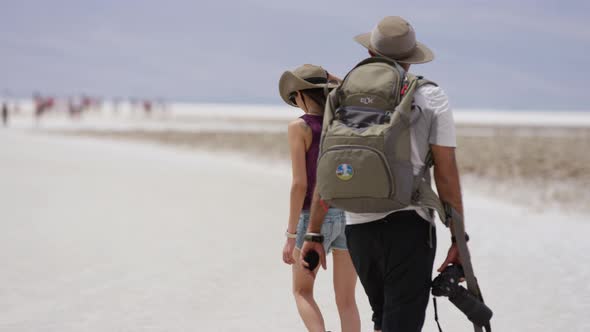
[303,233,324,243]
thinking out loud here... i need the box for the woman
[278,64,361,332]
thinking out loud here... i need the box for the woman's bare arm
[286,119,310,234]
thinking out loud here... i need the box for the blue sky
[1,0,588,110]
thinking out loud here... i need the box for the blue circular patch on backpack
[336,164,354,181]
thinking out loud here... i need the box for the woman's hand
[282,238,297,265]
[327,72,342,84]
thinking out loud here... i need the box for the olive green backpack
[316,56,445,218]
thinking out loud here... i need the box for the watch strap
[303,233,324,243]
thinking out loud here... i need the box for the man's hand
[282,238,296,265]
[437,243,462,272]
[300,240,326,273]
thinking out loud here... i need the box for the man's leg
[380,211,437,332]
[345,221,385,332]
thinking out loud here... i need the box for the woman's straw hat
[279,64,339,107]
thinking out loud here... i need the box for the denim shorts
[295,208,348,253]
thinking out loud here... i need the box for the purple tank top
[300,114,323,210]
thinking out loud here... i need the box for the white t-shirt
[345,84,457,225]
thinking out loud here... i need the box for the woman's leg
[332,249,361,332]
[292,248,325,332]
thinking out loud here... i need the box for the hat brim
[279,71,339,107]
[354,32,434,64]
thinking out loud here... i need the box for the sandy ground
[1,129,589,332]
[52,125,590,213]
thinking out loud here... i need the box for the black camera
[303,250,319,271]
[432,265,493,327]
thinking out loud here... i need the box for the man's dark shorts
[345,210,436,332]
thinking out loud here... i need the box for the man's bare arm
[299,187,329,271]
[431,144,465,271]
[431,145,463,218]
[306,188,328,233]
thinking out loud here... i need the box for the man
[301,16,464,332]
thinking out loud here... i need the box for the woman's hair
[301,88,327,112]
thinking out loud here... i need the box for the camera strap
[416,184,492,331]
[445,203,491,332]
[432,297,444,332]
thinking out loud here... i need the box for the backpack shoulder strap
[394,74,439,126]
[394,73,421,118]
[416,76,438,89]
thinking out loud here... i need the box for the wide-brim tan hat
[279,64,339,107]
[354,16,434,64]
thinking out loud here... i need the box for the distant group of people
[279,16,486,332]
[33,94,166,121]
[33,94,56,120]
[0,93,168,128]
